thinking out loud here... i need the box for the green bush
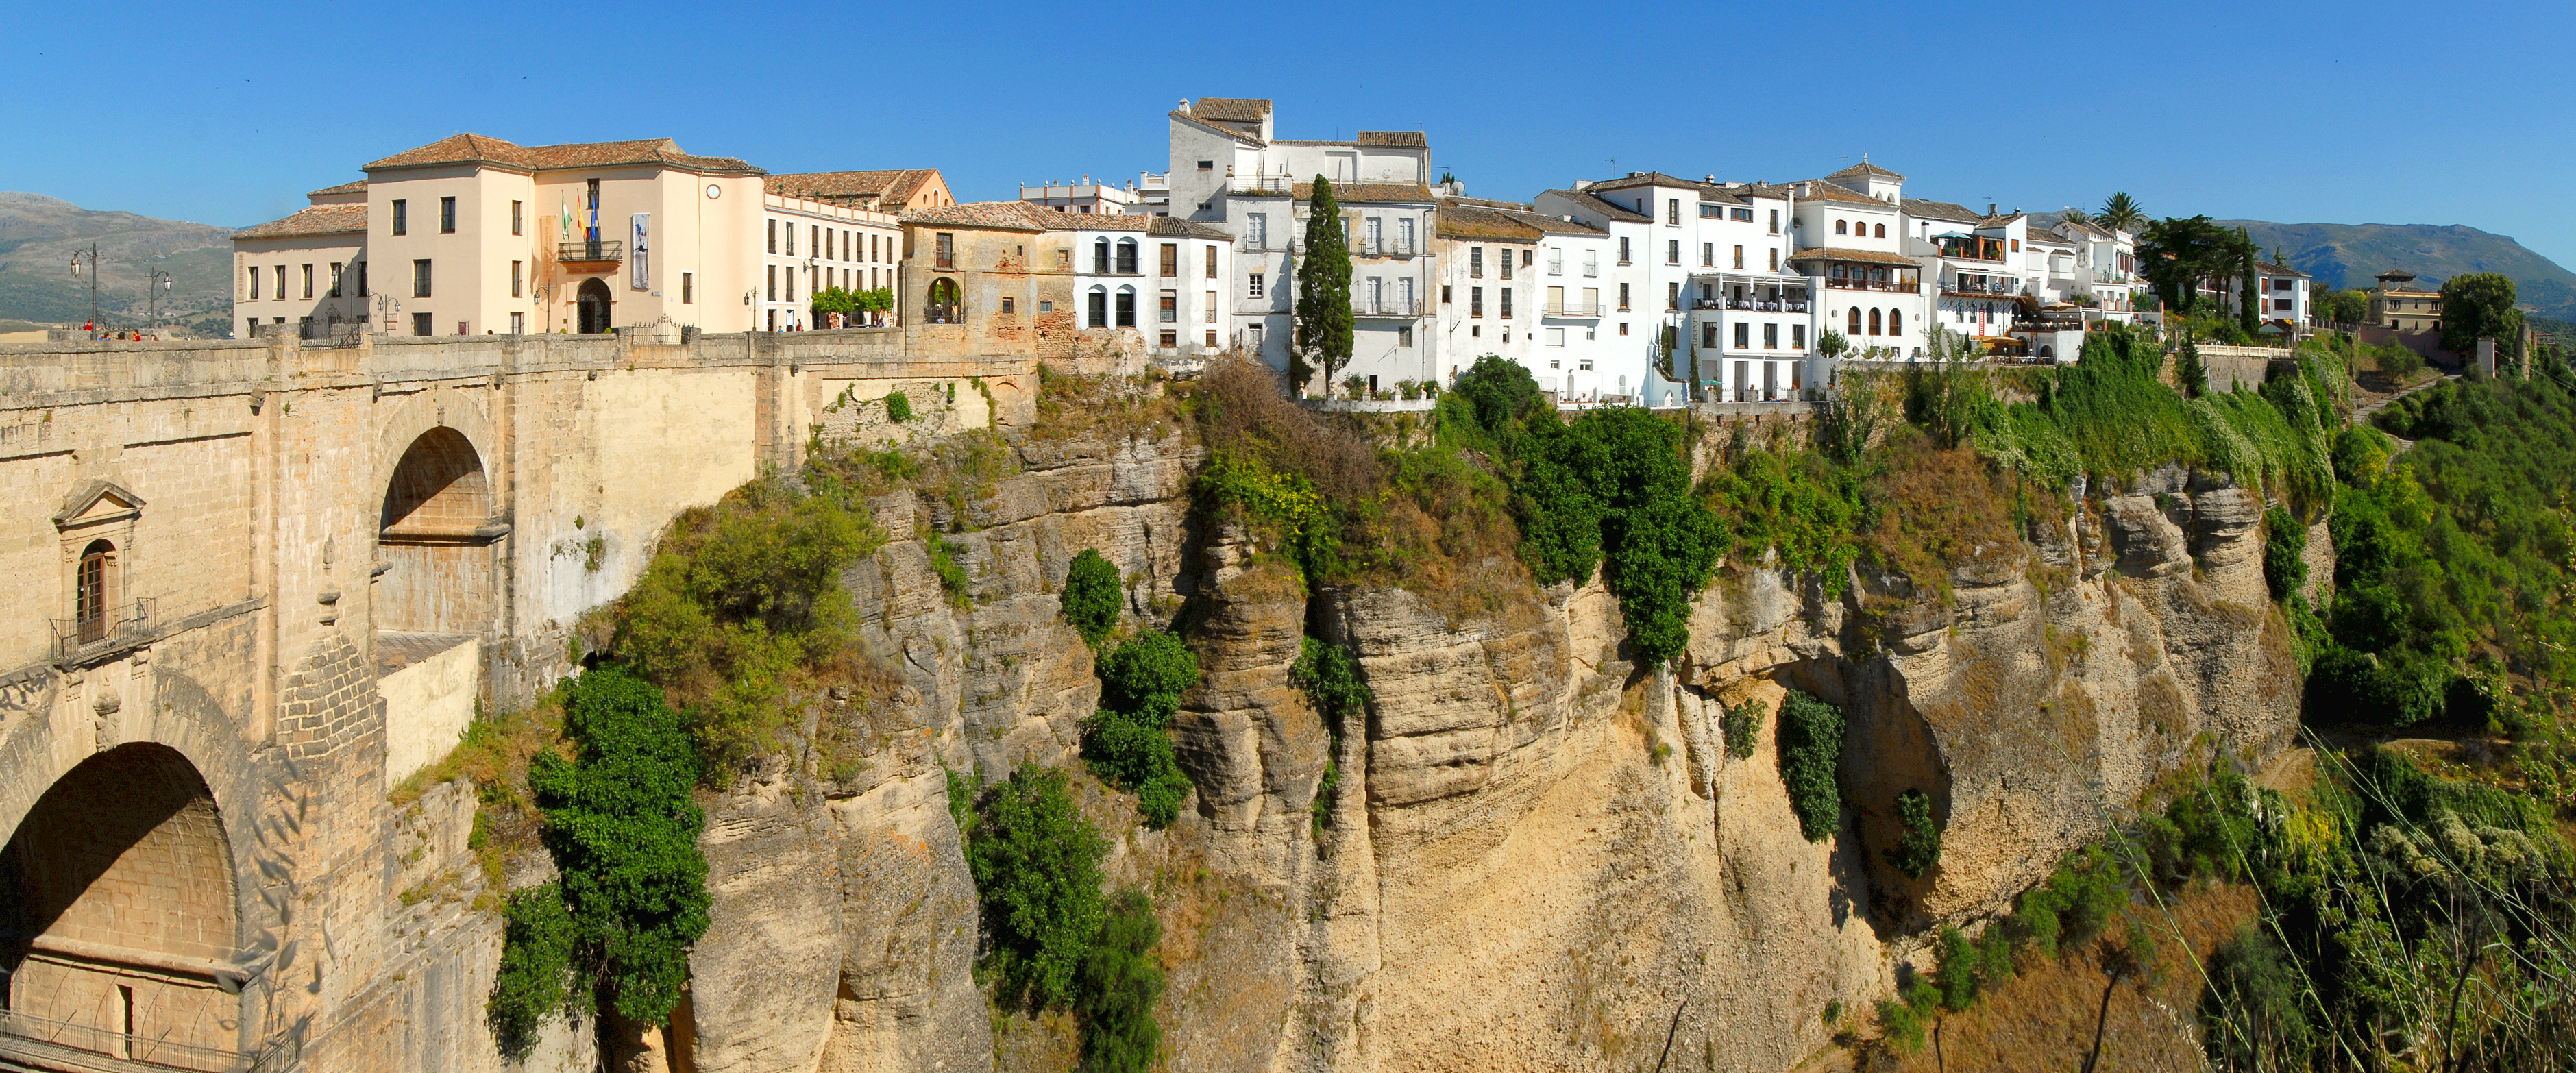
[1776,690,1845,841]
[2261,505,2307,600]
[1703,449,1863,596]
[2198,926,2316,1072]
[1719,699,1761,760]
[1890,789,1941,878]
[487,667,711,1049]
[1290,637,1371,832]
[885,391,914,423]
[1060,548,1122,645]
[930,536,970,604]
[1083,632,1201,828]
[968,764,1108,1009]
[1933,925,1978,1011]
[1074,889,1165,1073]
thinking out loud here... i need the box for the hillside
[2219,218,2576,320]
[0,191,236,334]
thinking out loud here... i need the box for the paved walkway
[2353,370,2456,420]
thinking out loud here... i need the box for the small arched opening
[1114,239,1138,275]
[926,278,961,324]
[1,744,242,1065]
[75,540,117,645]
[378,427,498,636]
[577,278,613,334]
[1087,286,1108,329]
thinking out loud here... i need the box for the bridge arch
[371,391,504,639]
[1,743,246,1066]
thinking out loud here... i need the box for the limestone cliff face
[665,423,2309,1073]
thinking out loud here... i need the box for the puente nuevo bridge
[0,328,1041,1072]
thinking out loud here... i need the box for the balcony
[1356,239,1419,259]
[1943,278,2022,297]
[557,240,624,266]
[1824,278,1920,293]
[1229,176,1295,196]
[1353,298,1421,317]
[1692,298,1812,313]
[1545,301,1603,318]
[50,597,154,663]
[2095,269,2133,284]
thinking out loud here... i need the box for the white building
[1788,163,1924,361]
[1166,97,1438,389]
[1430,201,1541,393]
[1017,173,1171,216]
[231,180,372,337]
[759,193,903,331]
[1066,214,1237,356]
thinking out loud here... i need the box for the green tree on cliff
[2439,272,2522,357]
[1293,177,1353,396]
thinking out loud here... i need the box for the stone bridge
[0,329,1039,1072]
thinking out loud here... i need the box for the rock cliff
[650,417,2306,1072]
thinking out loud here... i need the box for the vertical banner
[632,214,650,291]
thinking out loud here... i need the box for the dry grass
[1027,363,1186,443]
[1882,883,2257,1073]
[387,694,569,898]
[1188,356,1378,506]
[1864,434,2025,599]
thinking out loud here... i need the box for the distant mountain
[2216,219,2576,321]
[0,193,237,334]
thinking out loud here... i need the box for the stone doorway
[578,278,613,334]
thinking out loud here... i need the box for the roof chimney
[1179,99,1190,112]
[1704,175,1715,183]
[1988,202,1998,216]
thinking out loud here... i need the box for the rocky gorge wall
[506,414,2311,1072]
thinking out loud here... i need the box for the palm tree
[2098,192,2146,234]
[2061,205,2095,227]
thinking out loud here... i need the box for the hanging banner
[632,214,650,291]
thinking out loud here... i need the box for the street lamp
[145,271,173,334]
[68,244,103,332]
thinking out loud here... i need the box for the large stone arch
[0,743,249,1068]
[371,391,504,639]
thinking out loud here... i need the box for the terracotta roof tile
[1354,130,1426,148]
[1791,247,1919,267]
[1436,204,1541,241]
[236,204,368,241]
[1481,206,1605,236]
[306,180,367,199]
[363,133,761,175]
[1290,182,1436,204]
[1902,197,1982,223]
[1191,98,1271,123]
[1543,189,1650,223]
[766,169,942,208]
[901,201,1064,232]
[1805,182,1893,207]
[1828,160,1905,182]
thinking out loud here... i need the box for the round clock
[706,184,722,199]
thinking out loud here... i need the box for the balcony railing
[1825,278,1920,293]
[1353,298,1421,317]
[50,597,154,663]
[1356,240,1419,258]
[1,1007,259,1073]
[1545,301,1602,318]
[1943,278,2022,296]
[1693,298,1812,312]
[1229,177,1294,195]
[558,240,624,264]
[2095,269,2133,283]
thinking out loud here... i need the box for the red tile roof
[765,169,944,210]
[236,204,368,241]
[363,134,761,175]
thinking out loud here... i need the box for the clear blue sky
[8,1,2572,268]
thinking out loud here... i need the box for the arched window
[1869,308,1882,336]
[927,277,961,323]
[2039,345,2054,359]
[1834,220,1848,235]
[76,539,115,643]
[1088,286,1108,328]
[1093,238,1111,274]
[1115,239,1138,275]
[1888,309,1902,336]
[1874,223,1887,239]
[1848,308,1861,334]
[1115,286,1136,328]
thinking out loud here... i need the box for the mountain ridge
[2216,218,2576,320]
[0,191,238,333]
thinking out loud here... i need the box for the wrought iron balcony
[51,597,154,663]
[558,240,624,264]
[1353,298,1421,317]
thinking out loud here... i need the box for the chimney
[1704,175,1715,183]
[1988,203,1998,216]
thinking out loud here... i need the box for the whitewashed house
[1789,162,1925,360]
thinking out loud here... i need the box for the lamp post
[145,271,173,334]
[68,244,103,332]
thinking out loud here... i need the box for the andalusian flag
[560,197,574,241]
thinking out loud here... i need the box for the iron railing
[1546,301,1603,317]
[1943,278,2022,296]
[1691,298,1812,312]
[1352,298,1421,317]
[1229,177,1294,195]
[0,1007,260,1073]
[51,597,154,662]
[1825,278,1920,293]
[557,240,624,263]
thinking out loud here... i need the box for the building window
[1470,247,1484,278]
[511,312,524,334]
[1159,294,1177,323]
[1583,249,1597,277]
[1733,245,1745,269]
[1869,308,1882,335]
[2009,238,2020,252]
[1398,217,1415,254]
[785,222,795,256]
[75,539,116,643]
[510,260,522,297]
[1617,282,1630,310]
[1763,323,1778,349]
[1702,243,1713,267]
[1205,245,1218,276]
[1667,239,1680,264]
[1116,240,1139,275]
[767,266,776,301]
[2274,298,2292,312]
[768,220,777,253]
[1397,326,1414,347]
[1835,220,1848,235]
[1549,248,1563,275]
[683,271,694,304]
[391,199,407,235]
[1769,249,1779,271]
[1440,283,1452,304]
[1702,322,1717,348]
[1768,210,1779,234]
[412,312,433,336]
[1470,286,1484,318]
[511,200,523,236]
[300,264,314,299]
[440,197,456,234]
[999,297,1016,315]
[1501,249,1514,280]
[413,259,432,298]
[1667,282,1678,310]
[1500,287,1512,319]
[1889,310,1902,336]
[1160,243,1179,278]
[1248,273,1265,298]
[1666,198,1679,225]
[1849,308,1861,334]
[1247,213,1268,248]
[1873,223,1885,238]
[1617,237,1630,264]
[1206,291,1217,322]
[1115,288,1136,328]
[356,261,368,297]
[1089,286,1109,328]
[328,262,343,297]
[1700,204,1719,219]
[1734,323,1749,348]
[1793,325,1806,349]
[1732,206,1754,223]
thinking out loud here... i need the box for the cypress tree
[1293,177,1353,397]
[2237,228,2261,335]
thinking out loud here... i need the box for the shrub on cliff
[1291,637,1371,831]
[1890,789,1941,879]
[1074,889,1165,1073]
[1083,631,1200,827]
[2261,505,2307,600]
[1776,690,1846,841]
[1060,549,1122,645]
[968,763,1108,1009]
[487,667,711,1055]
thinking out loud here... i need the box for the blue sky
[8,1,2573,268]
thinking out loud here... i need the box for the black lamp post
[68,243,103,331]
[145,271,173,334]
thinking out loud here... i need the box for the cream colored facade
[761,195,903,331]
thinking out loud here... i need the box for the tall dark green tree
[2439,272,2521,357]
[2237,228,2261,334]
[2137,215,2237,314]
[1292,177,1353,396]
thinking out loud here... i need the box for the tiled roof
[1291,182,1436,204]
[1543,189,1650,224]
[1828,160,1905,182]
[1446,196,1533,210]
[364,134,761,175]
[1902,197,1982,223]
[1436,204,1542,242]
[1085,214,1237,240]
[236,204,368,241]
[900,201,1066,232]
[307,180,367,199]
[1483,206,1606,236]
[2044,213,2114,239]
[1192,97,1271,123]
[767,169,943,209]
[1584,171,1702,195]
[1806,182,1893,208]
[2257,261,2308,278]
[1354,130,1427,148]
[1791,247,1919,267]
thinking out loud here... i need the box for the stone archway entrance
[578,278,613,334]
[378,427,498,636]
[0,744,243,1071]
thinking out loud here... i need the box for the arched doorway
[577,278,613,334]
[925,278,960,324]
[1,744,241,1068]
[378,427,497,636]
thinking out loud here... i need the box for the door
[577,278,613,334]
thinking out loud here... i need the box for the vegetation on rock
[1082,631,1199,828]
[1060,547,1122,645]
[966,763,1108,1010]
[1776,690,1846,841]
[1073,889,1164,1073]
